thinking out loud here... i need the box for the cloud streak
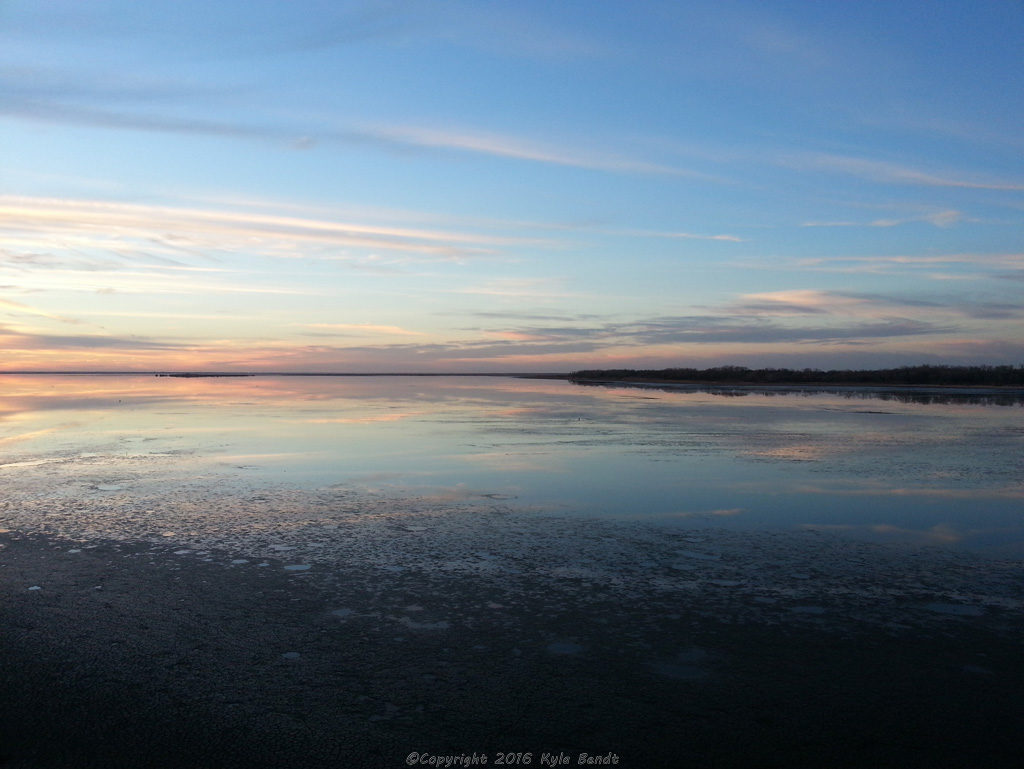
[356,124,716,179]
[791,253,1024,279]
[0,297,79,324]
[788,152,1024,191]
[802,210,963,229]
[0,69,713,181]
[0,323,180,352]
[0,195,529,264]
[301,323,426,337]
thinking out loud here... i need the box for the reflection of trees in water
[572,380,1024,407]
[848,390,1024,406]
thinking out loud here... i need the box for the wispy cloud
[3,268,309,299]
[426,1,605,61]
[607,227,745,242]
[1,90,272,142]
[1,68,713,181]
[732,289,838,315]
[792,252,1024,277]
[0,323,179,352]
[0,195,524,264]
[301,323,425,337]
[357,124,714,178]
[787,152,1024,191]
[452,278,579,299]
[0,297,79,324]
[447,285,1018,356]
[617,316,950,346]
[802,209,963,229]
[292,313,953,367]
[451,313,953,352]
[469,311,603,323]
[729,288,1022,323]
[731,289,946,318]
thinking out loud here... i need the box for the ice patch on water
[3,453,1022,640]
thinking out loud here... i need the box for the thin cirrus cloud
[25,65,1021,201]
[1,91,274,142]
[451,278,579,299]
[0,297,80,324]
[455,292,979,351]
[0,322,180,352]
[787,152,1024,191]
[2,267,310,299]
[801,210,963,229]
[605,227,746,242]
[728,289,943,318]
[301,323,426,337]
[0,195,524,262]
[792,252,1024,278]
[355,124,718,179]
[725,289,1023,324]
[731,289,841,315]
[615,316,950,346]
[430,288,1014,356]
[405,314,953,356]
[0,70,716,182]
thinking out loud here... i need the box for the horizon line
[0,370,571,377]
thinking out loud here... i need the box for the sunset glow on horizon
[2,1,1023,373]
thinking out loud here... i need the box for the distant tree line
[567,365,1024,387]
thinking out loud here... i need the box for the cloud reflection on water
[1,374,1022,553]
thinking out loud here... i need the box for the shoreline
[568,377,1024,396]
[3,368,1023,393]
[3,499,1024,767]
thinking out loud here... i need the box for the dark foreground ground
[2,530,1023,769]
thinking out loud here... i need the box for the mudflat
[2,504,1023,769]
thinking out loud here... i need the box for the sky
[2,0,1023,373]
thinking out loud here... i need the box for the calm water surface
[2,374,1022,554]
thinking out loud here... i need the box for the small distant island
[567,364,1024,388]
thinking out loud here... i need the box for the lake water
[2,374,1023,555]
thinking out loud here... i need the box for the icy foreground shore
[2,461,1024,768]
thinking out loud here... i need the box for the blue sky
[2,0,1023,371]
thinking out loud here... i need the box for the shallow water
[1,374,1022,554]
